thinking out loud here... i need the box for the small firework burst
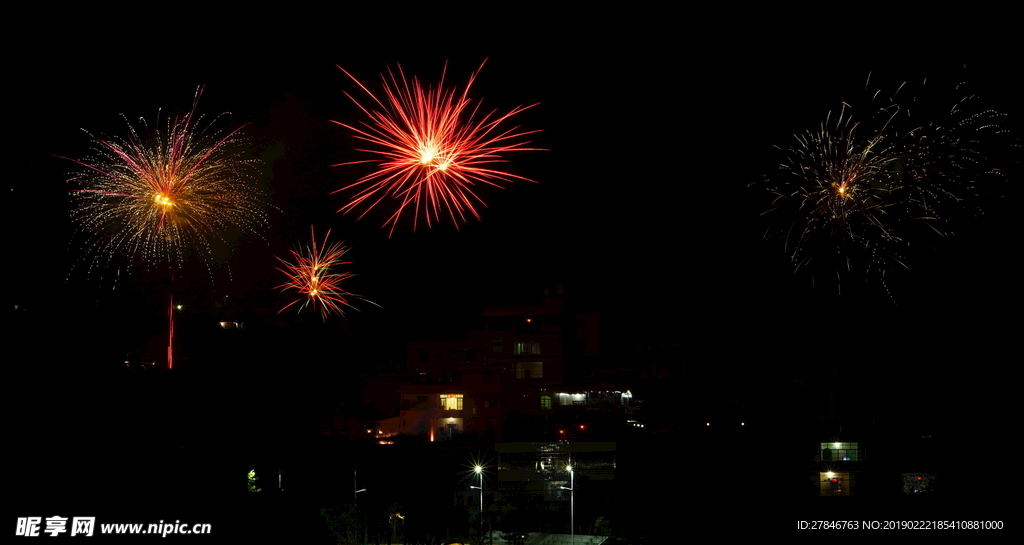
[332,60,543,235]
[757,73,1013,297]
[275,227,376,320]
[60,86,267,272]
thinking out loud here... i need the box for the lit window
[440,394,463,410]
[819,471,851,496]
[514,341,540,355]
[540,394,552,410]
[819,442,861,462]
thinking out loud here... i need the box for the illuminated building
[815,441,864,496]
[373,285,633,441]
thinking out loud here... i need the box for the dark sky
[12,30,1021,379]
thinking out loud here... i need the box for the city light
[560,463,575,545]
[467,460,487,544]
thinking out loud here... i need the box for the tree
[247,469,262,493]
[320,505,361,545]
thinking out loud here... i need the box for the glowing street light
[559,463,574,545]
[470,465,485,545]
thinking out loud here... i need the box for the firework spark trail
[60,86,268,272]
[276,227,377,320]
[332,60,543,235]
[757,74,1013,298]
[773,104,903,277]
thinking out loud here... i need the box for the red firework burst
[275,227,376,320]
[332,60,542,235]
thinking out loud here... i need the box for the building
[815,440,863,496]
[374,285,630,442]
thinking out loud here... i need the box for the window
[819,471,851,496]
[819,442,861,462]
[540,394,552,410]
[901,473,933,495]
[516,362,543,379]
[514,341,540,355]
[440,394,463,410]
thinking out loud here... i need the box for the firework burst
[757,74,1013,297]
[276,227,377,320]
[332,60,543,235]
[60,86,267,273]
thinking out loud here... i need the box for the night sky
[11,25,1022,535]
[17,46,1019,359]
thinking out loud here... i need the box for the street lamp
[354,471,367,545]
[471,465,485,545]
[354,470,367,500]
[559,463,574,545]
